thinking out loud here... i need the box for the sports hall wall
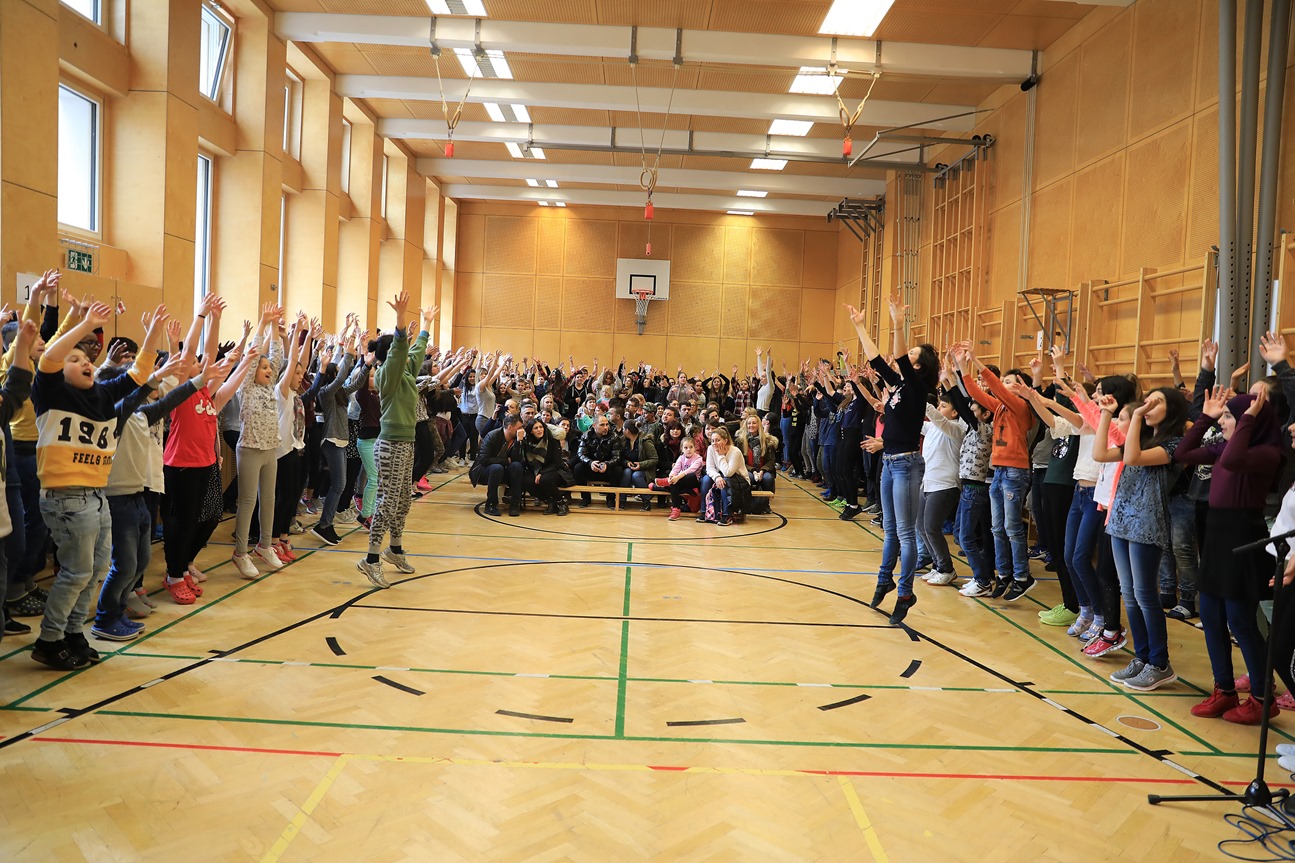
[452,203,840,372]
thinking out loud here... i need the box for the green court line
[92,708,1135,754]
[615,543,632,738]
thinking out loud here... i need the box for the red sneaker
[1236,674,1251,693]
[1223,696,1279,725]
[668,507,681,521]
[275,542,297,562]
[1190,687,1240,718]
[164,577,196,605]
[416,478,432,492]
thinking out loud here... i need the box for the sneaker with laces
[1079,620,1104,642]
[1066,614,1093,638]
[311,524,342,546]
[1235,674,1251,693]
[959,580,994,597]
[1004,576,1036,602]
[6,591,45,617]
[1223,696,1278,725]
[274,542,297,562]
[164,577,196,604]
[1191,687,1240,717]
[63,632,101,665]
[253,544,284,568]
[870,580,896,609]
[182,573,204,597]
[927,569,958,586]
[1027,545,1047,560]
[989,578,1012,599]
[888,594,917,626]
[1039,604,1077,626]
[289,519,305,535]
[30,638,90,670]
[91,617,142,642]
[669,507,681,521]
[356,559,391,589]
[1165,604,1197,621]
[336,507,358,524]
[1081,629,1127,658]
[381,549,416,574]
[416,478,433,492]
[1109,658,1145,684]
[1122,662,1177,691]
[232,553,259,580]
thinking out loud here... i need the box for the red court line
[26,735,1295,787]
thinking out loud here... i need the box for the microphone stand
[1148,527,1295,807]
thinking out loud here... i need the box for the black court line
[900,660,922,679]
[472,501,789,541]
[495,709,573,724]
[372,675,425,696]
[666,718,746,727]
[818,693,872,711]
[352,604,901,630]
[325,637,346,656]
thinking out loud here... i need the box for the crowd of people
[1,272,1293,734]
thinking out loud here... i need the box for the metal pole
[1235,0,1264,373]
[1219,0,1239,375]
[1251,0,1292,371]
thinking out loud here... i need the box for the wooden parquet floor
[0,467,1289,861]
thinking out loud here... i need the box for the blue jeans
[1064,485,1103,613]
[878,453,924,598]
[15,446,49,590]
[1157,494,1199,604]
[956,483,992,585]
[98,493,151,627]
[780,417,793,464]
[700,475,731,519]
[1109,536,1169,668]
[989,466,1031,582]
[1199,591,1268,695]
[38,488,112,643]
[319,440,347,528]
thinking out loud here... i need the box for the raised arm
[844,304,883,362]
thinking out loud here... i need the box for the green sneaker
[1037,603,1064,619]
[828,498,847,510]
[1039,605,1078,627]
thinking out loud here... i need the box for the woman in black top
[847,297,939,626]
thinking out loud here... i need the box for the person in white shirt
[699,426,749,526]
[919,392,966,584]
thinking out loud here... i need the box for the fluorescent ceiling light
[425,0,488,14]
[454,48,512,80]
[484,102,506,122]
[554,201,566,207]
[727,210,755,216]
[545,179,558,188]
[737,190,768,198]
[537,200,549,206]
[790,67,842,95]
[511,103,531,123]
[750,158,788,171]
[530,147,546,159]
[525,178,539,187]
[769,119,813,136]
[506,142,546,160]
[819,0,894,37]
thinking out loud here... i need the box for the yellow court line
[261,754,353,863]
[838,776,890,863]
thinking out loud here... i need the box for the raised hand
[153,351,189,381]
[106,340,132,366]
[1096,393,1118,413]
[422,305,440,328]
[1230,362,1251,389]
[887,293,909,324]
[1259,331,1288,365]
[1247,382,1269,416]
[85,301,113,329]
[1200,385,1227,419]
[1201,338,1219,372]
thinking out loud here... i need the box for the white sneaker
[1280,754,1295,774]
[252,544,284,568]
[356,559,391,589]
[289,519,305,535]
[232,553,259,579]
[336,507,358,525]
[959,580,993,597]
[381,549,416,574]
[927,570,958,586]
[1276,743,1295,757]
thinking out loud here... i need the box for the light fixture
[484,102,507,122]
[545,179,558,188]
[553,201,566,207]
[530,147,546,159]
[769,119,813,136]
[736,190,768,198]
[425,0,488,14]
[506,142,524,158]
[727,210,755,216]
[790,67,842,95]
[506,142,547,160]
[818,0,894,37]
[454,48,512,80]
[525,178,540,187]
[750,158,788,171]
[511,103,531,123]
[538,200,549,206]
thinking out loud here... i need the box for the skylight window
[426,0,488,15]
[455,48,513,80]
[769,119,813,137]
[790,67,841,95]
[736,190,768,198]
[525,178,540,187]
[511,104,531,123]
[727,210,755,216]
[545,180,558,188]
[484,103,506,122]
[506,143,547,160]
[819,0,894,36]
[484,103,531,123]
[750,159,788,171]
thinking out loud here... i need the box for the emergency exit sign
[67,249,93,273]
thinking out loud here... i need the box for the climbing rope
[631,59,682,254]
[833,70,881,158]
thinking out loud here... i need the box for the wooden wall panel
[1075,12,1132,167]
[560,330,614,367]
[457,213,485,273]
[536,217,566,275]
[802,230,837,289]
[1033,52,1078,188]
[723,226,752,285]
[799,289,834,342]
[751,228,804,287]
[1120,122,1191,272]
[1027,179,1073,289]
[671,224,724,282]
[1069,154,1125,285]
[561,277,615,330]
[483,216,537,275]
[989,200,1022,303]
[749,287,802,342]
[722,282,749,335]
[455,271,483,327]
[1128,0,1200,139]
[1186,107,1220,261]
[994,95,1028,206]
[479,326,534,358]
[669,282,722,337]
[563,218,618,278]
[481,273,535,329]
[614,296,668,335]
[617,221,672,261]
[535,275,563,329]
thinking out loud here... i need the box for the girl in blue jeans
[1094,386,1190,692]
[848,297,938,626]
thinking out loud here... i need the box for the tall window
[283,70,302,158]
[195,154,214,308]
[278,194,287,297]
[200,5,233,103]
[57,84,100,233]
[62,0,101,24]
[380,154,389,220]
[340,119,352,194]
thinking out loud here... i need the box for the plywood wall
[452,203,839,373]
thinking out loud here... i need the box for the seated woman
[660,419,686,462]
[735,413,778,513]
[519,417,567,516]
[620,418,660,511]
[654,436,705,520]
[699,426,750,526]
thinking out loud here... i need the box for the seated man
[574,414,624,508]
[469,414,523,516]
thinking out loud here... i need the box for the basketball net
[632,289,652,335]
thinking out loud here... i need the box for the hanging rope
[631,60,682,254]
[833,70,881,158]
[433,51,478,157]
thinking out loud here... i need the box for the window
[380,154,389,220]
[200,5,233,103]
[62,0,101,24]
[278,194,287,296]
[195,154,214,307]
[57,84,100,233]
[340,119,352,194]
[283,69,303,158]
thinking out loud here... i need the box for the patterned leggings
[369,438,415,554]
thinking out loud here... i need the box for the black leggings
[667,473,701,508]
[836,428,862,506]
[1094,532,1123,628]
[412,422,436,482]
[163,464,220,579]
[1042,483,1077,611]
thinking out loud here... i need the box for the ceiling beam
[442,184,832,217]
[276,13,1034,79]
[417,159,886,197]
[383,119,925,166]
[338,75,977,130]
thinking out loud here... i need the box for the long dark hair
[912,343,940,393]
[1097,374,1139,411]
[1141,386,1190,449]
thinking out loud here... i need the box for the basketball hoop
[632,288,653,335]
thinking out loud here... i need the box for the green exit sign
[67,249,93,273]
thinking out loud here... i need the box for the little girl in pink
[653,437,705,521]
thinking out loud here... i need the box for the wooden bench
[561,484,774,513]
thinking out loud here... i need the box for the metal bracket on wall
[1019,287,1076,354]
[827,197,885,244]
[848,114,992,173]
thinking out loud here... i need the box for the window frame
[380,153,389,220]
[61,0,102,26]
[199,3,234,105]
[195,153,214,309]
[340,118,352,195]
[283,68,303,160]
[56,81,103,237]
[278,193,288,298]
